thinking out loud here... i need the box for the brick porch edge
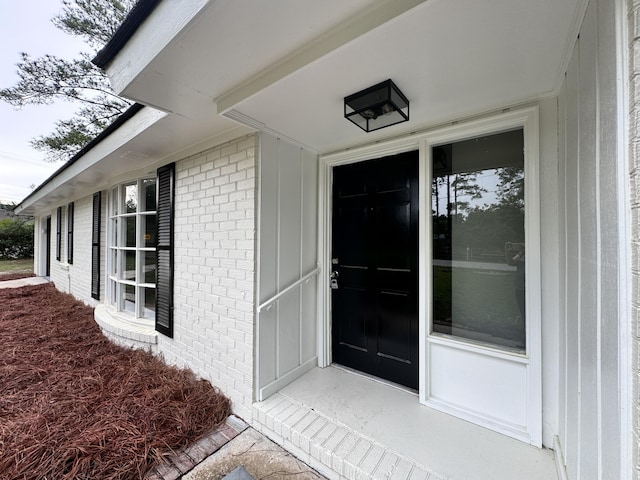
[145,415,249,480]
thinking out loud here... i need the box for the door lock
[330,270,339,289]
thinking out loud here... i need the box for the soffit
[108,0,586,154]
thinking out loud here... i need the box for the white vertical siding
[628,0,640,478]
[558,0,622,478]
[257,133,318,400]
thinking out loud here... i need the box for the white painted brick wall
[49,206,68,293]
[48,194,100,307]
[157,134,257,420]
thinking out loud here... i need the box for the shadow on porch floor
[252,366,558,480]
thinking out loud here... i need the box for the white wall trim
[554,435,570,480]
[420,106,542,446]
[616,0,633,478]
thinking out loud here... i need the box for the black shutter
[56,207,62,261]
[91,192,102,300]
[155,163,174,337]
[67,202,74,264]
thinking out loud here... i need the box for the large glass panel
[111,187,118,215]
[142,251,156,284]
[141,214,157,248]
[432,129,525,352]
[141,178,156,212]
[110,218,118,247]
[122,251,136,281]
[109,279,117,305]
[108,248,117,277]
[142,287,156,319]
[122,284,135,313]
[123,216,136,248]
[123,183,137,213]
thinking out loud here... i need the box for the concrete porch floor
[252,366,559,480]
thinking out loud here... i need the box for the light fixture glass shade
[344,79,409,132]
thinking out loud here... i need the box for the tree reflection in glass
[432,129,525,352]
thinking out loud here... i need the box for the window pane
[141,178,156,212]
[109,279,117,305]
[121,284,135,313]
[142,251,156,284]
[124,216,136,248]
[142,287,156,319]
[110,218,118,247]
[432,129,525,352]
[109,248,117,276]
[123,183,137,213]
[141,214,157,247]
[111,187,118,215]
[122,251,136,281]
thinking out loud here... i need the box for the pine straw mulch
[0,283,231,480]
[0,272,35,282]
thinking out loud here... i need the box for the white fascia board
[105,0,208,96]
[16,107,167,215]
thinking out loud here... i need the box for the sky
[0,1,91,205]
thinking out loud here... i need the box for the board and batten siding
[257,133,319,400]
[629,0,640,479]
[557,0,622,478]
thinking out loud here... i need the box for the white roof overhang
[100,0,587,154]
[20,0,588,214]
[15,106,250,215]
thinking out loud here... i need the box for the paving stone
[153,461,182,480]
[226,415,248,432]
[182,428,325,480]
[221,465,256,480]
[170,452,197,474]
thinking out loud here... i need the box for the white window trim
[106,177,157,324]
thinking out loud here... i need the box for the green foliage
[0,0,135,163]
[0,218,34,260]
[53,0,136,48]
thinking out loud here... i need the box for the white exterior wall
[629,1,640,479]
[45,195,101,307]
[256,134,319,400]
[557,0,623,478]
[157,135,257,420]
[68,195,99,305]
[49,206,67,291]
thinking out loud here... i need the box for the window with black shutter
[56,207,62,261]
[67,202,74,264]
[91,192,101,300]
[155,163,174,337]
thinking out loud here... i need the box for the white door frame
[318,106,541,445]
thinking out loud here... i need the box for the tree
[0,0,136,163]
[0,218,34,259]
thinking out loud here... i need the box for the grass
[0,257,33,273]
[433,265,525,350]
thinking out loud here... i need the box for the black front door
[331,151,418,389]
[45,217,51,277]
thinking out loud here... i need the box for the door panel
[332,151,418,389]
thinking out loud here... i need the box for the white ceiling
[110,0,585,156]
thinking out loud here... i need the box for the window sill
[94,304,158,350]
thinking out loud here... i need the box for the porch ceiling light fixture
[344,79,409,132]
